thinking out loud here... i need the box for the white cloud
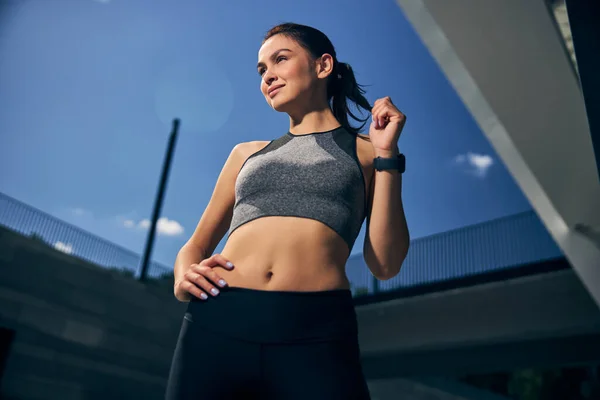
[72,208,88,217]
[454,152,494,178]
[54,241,73,254]
[156,217,185,236]
[138,219,151,230]
[124,217,184,236]
[454,154,466,163]
[92,0,111,4]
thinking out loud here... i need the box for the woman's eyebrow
[257,48,292,69]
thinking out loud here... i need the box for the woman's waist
[225,216,350,262]
[186,285,358,343]
[216,253,350,292]
[220,227,349,290]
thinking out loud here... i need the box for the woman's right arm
[173,142,249,302]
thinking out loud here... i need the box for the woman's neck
[288,106,340,135]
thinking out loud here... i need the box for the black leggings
[165,286,371,399]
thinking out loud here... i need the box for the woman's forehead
[258,35,299,60]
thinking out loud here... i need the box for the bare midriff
[218,216,352,292]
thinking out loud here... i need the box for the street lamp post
[138,118,180,281]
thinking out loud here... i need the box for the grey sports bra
[228,126,367,251]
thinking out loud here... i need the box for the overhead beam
[394,0,600,306]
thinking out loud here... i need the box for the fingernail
[218,279,227,287]
[226,262,234,268]
[200,293,208,300]
[211,288,220,295]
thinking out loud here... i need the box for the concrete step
[0,278,186,346]
[7,323,176,377]
[0,226,178,399]
[3,345,166,400]
[2,318,175,390]
[1,247,176,308]
[0,257,186,330]
[0,226,176,305]
[0,290,182,371]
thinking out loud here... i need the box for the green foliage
[508,369,545,400]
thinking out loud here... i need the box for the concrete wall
[356,263,600,378]
[0,226,186,399]
[357,266,600,356]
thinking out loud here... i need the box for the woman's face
[257,34,319,113]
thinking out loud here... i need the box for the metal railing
[0,192,171,279]
[345,210,563,296]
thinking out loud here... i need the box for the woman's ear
[316,53,335,79]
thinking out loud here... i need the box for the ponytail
[329,62,372,135]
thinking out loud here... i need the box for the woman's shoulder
[234,140,272,159]
[241,140,272,151]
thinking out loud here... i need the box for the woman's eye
[258,57,286,76]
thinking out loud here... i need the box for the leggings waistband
[185,286,358,344]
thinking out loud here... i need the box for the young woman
[165,22,410,400]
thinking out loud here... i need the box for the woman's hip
[184,285,358,343]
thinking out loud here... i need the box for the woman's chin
[271,101,288,112]
[270,98,292,113]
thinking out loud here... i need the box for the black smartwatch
[373,154,406,173]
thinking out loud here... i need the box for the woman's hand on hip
[174,254,234,302]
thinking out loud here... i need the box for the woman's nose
[263,71,277,86]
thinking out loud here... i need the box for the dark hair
[263,22,372,135]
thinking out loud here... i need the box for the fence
[345,210,564,296]
[0,191,172,279]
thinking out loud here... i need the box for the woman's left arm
[363,96,410,280]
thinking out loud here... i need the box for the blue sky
[0,0,531,267]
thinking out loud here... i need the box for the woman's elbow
[368,250,408,281]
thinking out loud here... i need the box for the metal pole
[138,118,180,281]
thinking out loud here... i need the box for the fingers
[184,265,227,300]
[373,96,393,107]
[372,106,389,130]
[175,253,234,301]
[178,279,207,301]
[372,104,394,129]
[199,253,235,270]
[371,96,405,129]
[372,97,392,129]
[192,264,229,289]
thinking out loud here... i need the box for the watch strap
[374,154,406,172]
